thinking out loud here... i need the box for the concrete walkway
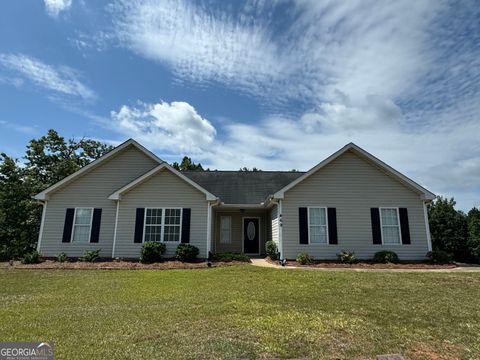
[250,258,480,272]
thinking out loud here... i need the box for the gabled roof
[273,143,436,200]
[108,163,218,201]
[182,171,305,204]
[34,139,163,200]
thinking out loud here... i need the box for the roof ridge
[181,170,306,173]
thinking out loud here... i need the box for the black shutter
[90,208,102,243]
[399,208,411,244]
[181,208,191,243]
[370,208,382,244]
[327,208,338,244]
[299,207,309,244]
[134,208,145,243]
[62,208,75,243]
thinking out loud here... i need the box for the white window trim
[307,206,329,245]
[220,216,232,244]
[142,207,183,243]
[379,207,403,246]
[71,207,94,243]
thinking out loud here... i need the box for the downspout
[423,200,433,252]
[36,200,47,252]
[112,200,120,258]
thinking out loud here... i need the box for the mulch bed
[1,259,248,270]
[265,258,457,269]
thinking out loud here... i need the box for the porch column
[279,199,284,260]
[206,201,213,258]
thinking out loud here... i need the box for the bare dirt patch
[1,259,248,270]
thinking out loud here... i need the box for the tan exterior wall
[281,150,429,260]
[115,168,209,258]
[39,145,158,257]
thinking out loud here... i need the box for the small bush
[427,250,453,264]
[337,250,357,264]
[296,252,314,265]
[140,242,166,263]
[373,250,399,264]
[265,240,278,260]
[21,250,41,264]
[81,249,101,263]
[56,252,68,263]
[176,244,200,262]
[212,253,251,262]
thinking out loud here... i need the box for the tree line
[0,130,479,262]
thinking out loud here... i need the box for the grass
[1,265,479,359]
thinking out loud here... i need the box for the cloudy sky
[0,0,478,209]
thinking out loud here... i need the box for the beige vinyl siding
[281,150,429,260]
[115,168,208,258]
[213,210,268,254]
[39,145,158,257]
[271,204,279,246]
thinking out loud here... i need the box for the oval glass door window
[247,221,256,240]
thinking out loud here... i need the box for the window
[380,208,401,244]
[144,208,163,242]
[144,208,182,242]
[163,209,181,242]
[220,216,232,244]
[308,207,328,244]
[72,208,93,243]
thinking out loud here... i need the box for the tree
[239,167,261,172]
[428,197,469,261]
[0,154,40,259]
[172,156,203,171]
[467,207,480,262]
[0,130,114,259]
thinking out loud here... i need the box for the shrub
[140,242,166,264]
[427,250,453,264]
[373,250,399,264]
[296,252,314,265]
[56,252,68,263]
[21,250,41,264]
[265,240,278,260]
[176,244,200,262]
[337,250,357,264]
[212,253,251,262]
[81,249,101,263]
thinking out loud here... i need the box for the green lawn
[1,266,479,359]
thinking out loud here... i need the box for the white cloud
[110,0,285,98]
[44,0,72,17]
[0,120,38,135]
[0,53,95,101]
[110,101,216,154]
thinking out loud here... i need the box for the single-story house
[35,139,435,260]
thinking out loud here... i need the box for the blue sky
[0,0,479,210]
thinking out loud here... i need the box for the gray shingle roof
[181,171,305,204]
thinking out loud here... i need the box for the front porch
[211,206,271,256]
